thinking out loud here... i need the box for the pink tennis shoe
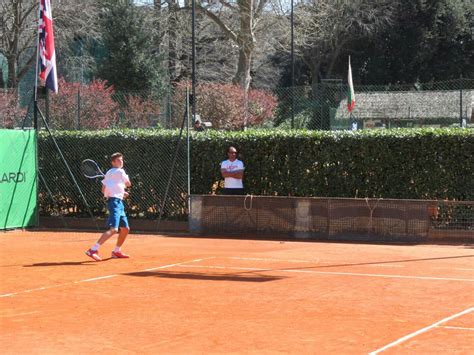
[111,250,130,259]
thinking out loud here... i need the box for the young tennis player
[86,153,131,261]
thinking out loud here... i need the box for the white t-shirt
[102,168,130,199]
[221,159,244,189]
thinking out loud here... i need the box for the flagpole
[191,0,196,124]
[33,0,42,129]
[34,1,42,101]
[290,0,295,129]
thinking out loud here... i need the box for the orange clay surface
[0,230,473,354]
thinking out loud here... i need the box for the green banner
[0,129,37,229]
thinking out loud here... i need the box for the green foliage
[96,0,165,92]
[191,128,474,200]
[38,128,474,220]
[38,129,187,220]
[354,0,474,83]
[280,0,474,86]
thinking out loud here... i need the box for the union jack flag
[38,0,58,93]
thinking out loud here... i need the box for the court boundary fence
[189,195,473,243]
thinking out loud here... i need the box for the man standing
[194,119,205,132]
[220,146,245,195]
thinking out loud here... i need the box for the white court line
[0,258,210,298]
[0,282,74,298]
[178,264,474,282]
[0,311,42,318]
[143,258,211,272]
[229,257,405,268]
[229,257,474,271]
[437,326,474,331]
[368,307,474,354]
[228,257,327,264]
[81,275,118,282]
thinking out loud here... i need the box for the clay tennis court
[1,230,473,354]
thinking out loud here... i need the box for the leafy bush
[190,128,474,200]
[0,90,26,128]
[120,95,162,128]
[48,78,119,129]
[38,128,474,220]
[173,81,277,129]
[38,129,187,219]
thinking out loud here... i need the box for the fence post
[45,88,50,124]
[291,86,295,129]
[77,87,81,130]
[459,75,463,127]
[33,91,38,130]
[290,0,295,129]
[168,85,172,129]
[189,195,202,234]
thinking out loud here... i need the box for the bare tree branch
[180,5,239,42]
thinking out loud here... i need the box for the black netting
[192,195,473,242]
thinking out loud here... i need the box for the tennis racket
[81,159,105,179]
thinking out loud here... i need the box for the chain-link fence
[1,77,473,231]
[2,78,473,131]
[3,88,175,131]
[0,85,189,230]
[37,128,188,226]
[274,78,474,130]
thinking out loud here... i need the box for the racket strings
[82,160,104,178]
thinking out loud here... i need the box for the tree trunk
[232,0,255,93]
[7,55,17,88]
[233,46,253,92]
[0,68,4,88]
[326,42,346,78]
[154,0,162,54]
[167,0,179,82]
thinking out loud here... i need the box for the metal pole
[459,75,463,127]
[77,87,81,129]
[290,0,295,129]
[34,0,42,129]
[168,85,172,128]
[45,88,50,124]
[34,1,41,103]
[186,86,191,216]
[33,98,38,130]
[191,0,197,123]
[156,92,189,230]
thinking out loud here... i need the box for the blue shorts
[106,197,129,229]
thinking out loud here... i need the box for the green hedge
[191,128,473,200]
[38,130,187,219]
[38,128,474,219]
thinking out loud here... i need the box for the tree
[96,0,166,92]
[0,0,37,88]
[189,0,283,92]
[286,0,398,129]
[355,0,474,83]
[293,0,398,83]
[0,0,99,88]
